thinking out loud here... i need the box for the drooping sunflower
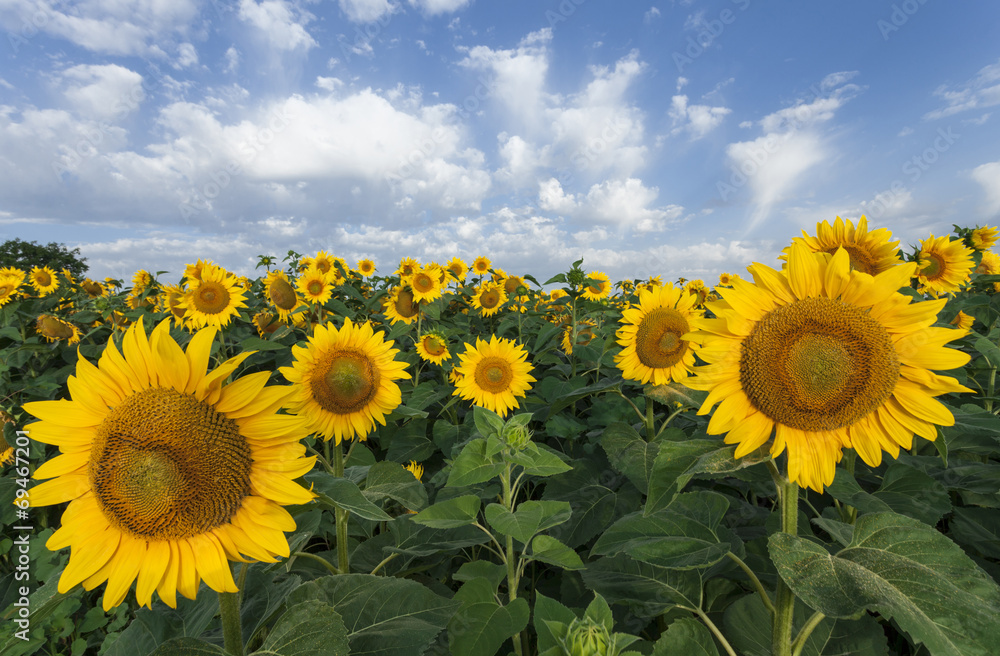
[296,264,335,306]
[950,311,974,331]
[503,274,526,297]
[252,311,283,338]
[25,319,315,610]
[917,234,974,296]
[132,270,154,294]
[453,335,536,417]
[81,278,108,298]
[160,284,187,326]
[0,275,22,307]
[970,226,999,251]
[472,281,508,317]
[446,257,468,283]
[264,270,304,321]
[684,244,971,492]
[785,215,901,275]
[471,256,491,276]
[180,263,247,329]
[184,260,211,283]
[30,266,59,295]
[280,318,411,443]
[36,315,81,344]
[616,283,701,385]
[409,266,443,304]
[581,271,611,301]
[357,259,376,277]
[416,332,451,365]
[383,287,421,325]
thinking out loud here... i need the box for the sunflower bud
[561,617,611,656]
[502,424,532,451]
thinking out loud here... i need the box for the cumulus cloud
[924,58,1000,121]
[669,94,730,140]
[972,161,1000,218]
[59,64,145,120]
[407,0,471,15]
[337,0,396,23]
[238,0,317,51]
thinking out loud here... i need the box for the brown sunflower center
[448,264,462,278]
[194,281,231,315]
[739,297,899,432]
[474,356,513,393]
[311,349,381,413]
[480,289,501,309]
[35,271,52,286]
[306,279,324,296]
[413,273,435,293]
[634,307,690,369]
[921,252,945,280]
[269,277,297,310]
[827,246,877,275]
[90,387,251,539]
[0,282,14,296]
[394,289,419,318]
[504,277,522,295]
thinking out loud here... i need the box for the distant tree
[0,239,88,278]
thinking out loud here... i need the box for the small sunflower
[453,335,536,417]
[472,281,508,317]
[181,263,247,329]
[616,283,701,385]
[264,270,304,321]
[416,332,451,365]
[404,460,424,481]
[160,285,187,326]
[396,257,419,281]
[252,311,283,338]
[717,272,735,287]
[975,251,1000,292]
[25,319,315,610]
[581,271,611,301]
[184,260,211,283]
[561,318,596,355]
[30,266,59,295]
[471,256,491,276]
[917,234,974,296]
[132,270,154,294]
[503,274,526,297]
[685,244,971,492]
[446,257,468,283]
[950,311,974,331]
[296,265,335,306]
[280,318,411,443]
[81,278,107,298]
[301,251,339,277]
[383,287,421,325]
[357,259,376,277]
[36,314,81,344]
[785,215,901,275]
[970,226,999,251]
[0,275,23,306]
[409,266,443,304]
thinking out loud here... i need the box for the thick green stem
[333,440,350,573]
[502,464,524,656]
[772,476,799,656]
[219,591,244,656]
[645,397,656,440]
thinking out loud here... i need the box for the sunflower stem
[772,474,799,656]
[645,397,656,440]
[501,463,524,656]
[219,590,244,656]
[332,440,350,574]
[791,610,826,656]
[724,552,774,616]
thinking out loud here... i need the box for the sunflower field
[2,218,1000,656]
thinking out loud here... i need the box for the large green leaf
[769,512,1000,656]
[448,578,530,656]
[386,518,489,557]
[950,507,1000,559]
[149,638,228,655]
[254,600,349,656]
[508,443,573,477]
[652,618,719,656]
[286,574,459,656]
[591,491,736,569]
[582,556,702,614]
[529,535,585,570]
[825,463,951,526]
[411,495,481,529]
[533,592,578,655]
[943,403,1000,455]
[600,422,658,494]
[363,461,428,511]
[484,500,571,544]
[102,589,220,656]
[447,438,505,487]
[307,472,392,521]
[544,459,641,548]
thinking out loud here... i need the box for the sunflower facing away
[970,225,999,251]
[36,315,81,344]
[785,215,901,276]
[180,263,248,329]
[917,234,974,296]
[416,332,451,365]
[25,319,315,610]
[616,283,702,385]
[383,287,421,325]
[453,335,536,417]
[684,243,970,492]
[280,318,411,443]
[264,270,303,321]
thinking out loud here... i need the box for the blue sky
[1,0,998,285]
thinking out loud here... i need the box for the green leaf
[449,578,530,656]
[102,589,221,656]
[529,535,585,570]
[386,519,489,557]
[582,556,702,614]
[974,336,1000,367]
[253,600,348,656]
[308,473,393,522]
[544,460,641,548]
[454,561,508,591]
[149,638,228,655]
[769,512,1000,656]
[810,517,854,547]
[239,336,290,351]
[591,491,735,569]
[601,422,658,495]
[411,495,481,529]
[286,574,459,656]
[943,403,1000,455]
[363,461,428,511]
[645,439,720,514]
[447,439,505,487]
[949,507,1000,559]
[508,444,573,477]
[533,592,577,655]
[544,378,621,419]
[484,500,571,544]
[652,618,720,656]
[873,461,951,525]
[474,406,506,438]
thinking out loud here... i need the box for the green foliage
[0,238,88,278]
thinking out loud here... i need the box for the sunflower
[301,251,340,277]
[472,281,508,317]
[717,273,735,287]
[24,319,315,610]
[180,263,247,330]
[0,275,22,307]
[785,215,901,275]
[36,315,81,344]
[81,278,108,298]
[396,257,419,281]
[471,256,491,276]
[453,335,535,417]
[684,244,971,492]
[264,270,303,321]
[581,272,611,301]
[446,257,468,283]
[409,266,443,304]
[416,332,451,365]
[970,226,999,251]
[383,287,421,325]
[503,274,526,297]
[296,264,335,306]
[0,266,25,281]
[184,260,211,283]
[975,251,1000,292]
[357,259,376,277]
[615,283,701,385]
[561,318,596,355]
[950,311,974,331]
[917,234,974,296]
[280,318,410,443]
[404,460,424,481]
[30,266,59,295]
[252,311,282,338]
[132,270,154,294]
[160,285,187,326]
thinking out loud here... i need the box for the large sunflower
[917,234,974,296]
[785,215,901,276]
[472,281,508,317]
[0,274,22,307]
[446,257,468,283]
[453,335,535,417]
[409,266,443,304]
[180,263,247,329]
[280,318,410,443]
[29,266,59,295]
[24,320,315,610]
[684,244,970,492]
[616,283,701,385]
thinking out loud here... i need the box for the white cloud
[972,161,1000,218]
[924,58,1000,121]
[238,0,317,51]
[316,77,344,92]
[224,47,241,74]
[407,0,471,15]
[538,177,577,214]
[337,0,396,23]
[578,178,684,232]
[176,42,198,68]
[60,64,145,121]
[644,7,661,23]
[669,94,730,140]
